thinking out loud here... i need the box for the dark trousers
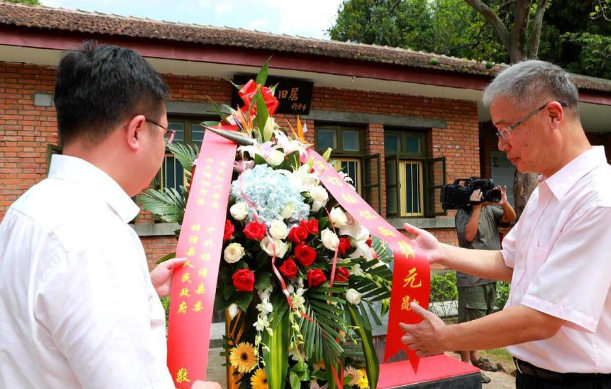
[515,359,611,389]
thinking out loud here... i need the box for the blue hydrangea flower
[231,165,310,225]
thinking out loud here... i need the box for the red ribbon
[306,150,430,372]
[166,125,238,387]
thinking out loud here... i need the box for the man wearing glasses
[0,42,218,389]
[400,60,611,388]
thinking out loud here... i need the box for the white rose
[265,149,285,166]
[230,202,248,221]
[346,288,363,305]
[282,204,294,219]
[224,243,245,264]
[269,220,288,240]
[329,207,348,228]
[260,237,289,258]
[321,228,339,251]
[309,186,328,212]
[228,303,239,320]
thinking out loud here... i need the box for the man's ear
[547,101,564,129]
[125,115,147,150]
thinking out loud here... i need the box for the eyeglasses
[145,118,175,145]
[496,101,568,140]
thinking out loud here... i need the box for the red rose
[338,237,352,255]
[279,258,299,279]
[308,269,327,288]
[295,243,317,267]
[223,219,235,241]
[334,267,350,282]
[232,269,255,292]
[238,80,280,116]
[300,219,318,235]
[366,238,372,247]
[288,226,308,243]
[243,221,266,241]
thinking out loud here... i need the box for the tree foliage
[329,0,611,79]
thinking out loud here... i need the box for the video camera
[441,177,501,210]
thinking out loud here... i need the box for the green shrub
[429,271,458,318]
[495,281,510,311]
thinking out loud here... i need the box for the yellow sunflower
[229,342,257,373]
[250,368,269,389]
[356,369,369,389]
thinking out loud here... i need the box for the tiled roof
[1,1,610,93]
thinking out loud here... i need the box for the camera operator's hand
[469,189,485,208]
[498,185,508,206]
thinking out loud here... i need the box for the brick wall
[1,62,481,271]
[0,63,58,220]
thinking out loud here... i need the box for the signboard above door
[231,74,314,115]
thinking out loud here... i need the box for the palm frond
[168,142,199,172]
[140,187,186,223]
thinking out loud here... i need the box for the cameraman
[455,186,515,384]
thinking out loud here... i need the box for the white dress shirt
[501,146,611,373]
[0,155,174,389]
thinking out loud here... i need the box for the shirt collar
[48,155,141,223]
[539,146,608,201]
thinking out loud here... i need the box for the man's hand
[191,381,222,389]
[498,185,508,206]
[399,303,447,357]
[404,223,444,264]
[150,257,187,298]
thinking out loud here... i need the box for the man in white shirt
[400,60,611,388]
[0,42,219,389]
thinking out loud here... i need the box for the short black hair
[54,41,170,146]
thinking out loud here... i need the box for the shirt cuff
[521,293,598,333]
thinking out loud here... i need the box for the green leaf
[167,142,199,172]
[222,284,236,300]
[289,372,300,389]
[254,153,267,166]
[255,271,272,291]
[256,57,272,87]
[140,187,186,223]
[263,305,290,389]
[322,148,333,161]
[235,292,253,312]
[256,88,271,141]
[348,305,379,389]
[155,252,176,265]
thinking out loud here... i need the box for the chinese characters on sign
[231,75,314,115]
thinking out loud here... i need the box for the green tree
[330,0,611,217]
[329,0,508,63]
[4,0,41,4]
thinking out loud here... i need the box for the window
[385,130,445,217]
[315,124,365,194]
[160,116,211,190]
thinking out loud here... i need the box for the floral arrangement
[142,62,393,389]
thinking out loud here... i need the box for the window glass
[318,129,337,150]
[191,123,206,144]
[384,134,401,153]
[342,130,360,152]
[169,122,185,144]
[405,162,422,215]
[406,136,421,154]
